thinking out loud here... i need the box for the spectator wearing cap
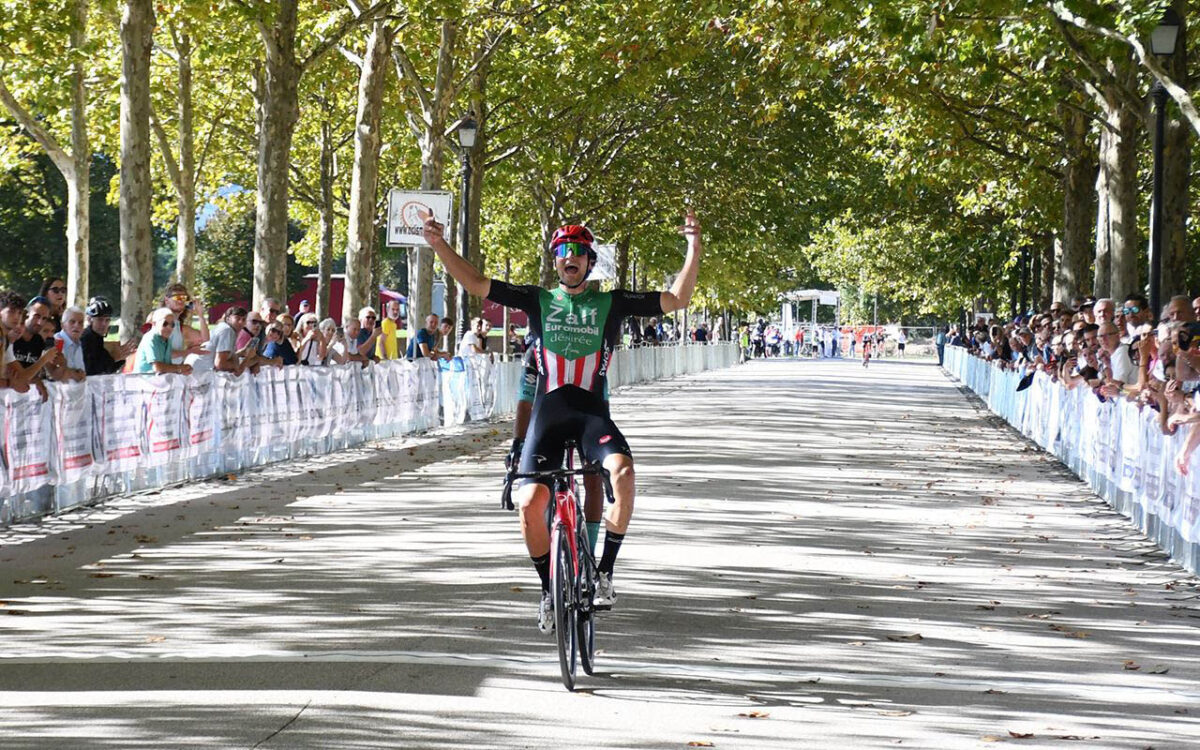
[52,306,87,381]
[80,297,134,375]
[134,308,193,375]
[39,277,68,331]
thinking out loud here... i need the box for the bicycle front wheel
[552,528,578,690]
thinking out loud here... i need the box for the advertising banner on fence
[51,379,94,484]
[4,387,53,494]
[91,375,145,473]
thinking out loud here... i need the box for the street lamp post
[455,115,478,338]
[1148,9,1180,315]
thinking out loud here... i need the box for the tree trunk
[67,0,90,308]
[344,21,392,322]
[173,26,197,291]
[616,235,630,288]
[407,18,457,341]
[118,0,155,343]
[253,0,300,309]
[1163,8,1191,299]
[317,120,334,321]
[1093,128,1111,299]
[1103,78,1141,301]
[1039,235,1054,310]
[1056,102,1096,303]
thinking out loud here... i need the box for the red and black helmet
[550,224,594,250]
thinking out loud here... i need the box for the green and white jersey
[487,281,662,398]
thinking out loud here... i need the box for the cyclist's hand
[505,438,524,473]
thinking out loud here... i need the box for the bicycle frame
[505,443,613,690]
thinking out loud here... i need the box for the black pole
[1149,81,1168,316]
[457,149,471,336]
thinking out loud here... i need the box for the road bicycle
[504,441,612,691]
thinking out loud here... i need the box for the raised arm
[419,209,491,298]
[660,209,703,314]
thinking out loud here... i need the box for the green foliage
[0,147,121,302]
[194,200,311,305]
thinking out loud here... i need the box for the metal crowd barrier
[1,342,738,526]
[943,346,1200,575]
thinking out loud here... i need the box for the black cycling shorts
[518,385,632,488]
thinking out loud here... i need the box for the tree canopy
[1,1,1197,327]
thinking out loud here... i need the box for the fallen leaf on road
[687,742,714,747]
[878,710,913,717]
[1008,731,1035,739]
[89,573,116,578]
[146,635,165,643]
[887,633,923,642]
[1123,660,1141,671]
[737,711,769,719]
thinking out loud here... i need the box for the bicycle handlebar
[503,463,615,506]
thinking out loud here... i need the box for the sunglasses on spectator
[305,320,317,326]
[248,319,262,326]
[267,308,281,315]
[1123,306,1140,314]
[160,320,175,328]
[47,286,67,294]
[365,314,376,319]
[169,293,190,302]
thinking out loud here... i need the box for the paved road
[1,358,1199,749]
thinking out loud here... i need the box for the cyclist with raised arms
[420,208,702,632]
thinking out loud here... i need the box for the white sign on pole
[386,189,453,247]
[592,243,617,282]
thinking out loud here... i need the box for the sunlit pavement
[1,357,1199,749]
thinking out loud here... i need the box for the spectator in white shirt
[52,306,87,381]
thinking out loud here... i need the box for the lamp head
[1151,8,1181,56]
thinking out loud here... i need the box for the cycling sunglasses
[555,242,590,259]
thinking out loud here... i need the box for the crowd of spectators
[2,274,726,403]
[0,277,486,402]
[950,292,1200,471]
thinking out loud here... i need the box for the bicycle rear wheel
[576,532,597,675]
[552,528,577,690]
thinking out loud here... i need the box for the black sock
[532,553,551,593]
[597,530,625,576]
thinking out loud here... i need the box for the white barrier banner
[184,373,218,455]
[4,387,53,493]
[92,375,146,472]
[2,344,738,525]
[51,380,94,484]
[145,375,186,466]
